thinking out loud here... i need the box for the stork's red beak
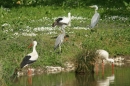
[28,43,33,48]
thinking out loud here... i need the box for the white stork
[95,49,114,74]
[96,49,114,63]
[20,41,38,75]
[52,12,71,28]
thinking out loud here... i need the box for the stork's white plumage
[20,41,38,69]
[95,49,114,75]
[52,12,71,27]
[96,49,114,63]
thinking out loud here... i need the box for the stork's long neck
[107,58,111,62]
[61,27,65,36]
[95,10,97,13]
[68,13,71,19]
[33,45,37,53]
[68,13,71,26]
[106,58,114,63]
[95,7,98,13]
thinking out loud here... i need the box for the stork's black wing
[20,55,31,68]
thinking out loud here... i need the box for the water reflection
[12,64,130,86]
[95,64,114,77]
[13,73,115,86]
[97,74,115,86]
[27,75,32,86]
[75,74,96,86]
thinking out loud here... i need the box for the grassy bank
[0,6,130,85]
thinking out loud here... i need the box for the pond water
[12,63,130,86]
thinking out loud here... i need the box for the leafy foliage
[1,0,130,8]
[123,1,130,10]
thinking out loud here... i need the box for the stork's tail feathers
[20,62,24,69]
[88,24,93,29]
[54,44,59,51]
[54,46,57,51]
[20,63,22,69]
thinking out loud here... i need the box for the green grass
[0,6,130,85]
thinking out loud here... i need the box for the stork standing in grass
[52,12,71,29]
[20,41,38,75]
[54,27,65,53]
[89,5,100,29]
[95,49,114,75]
